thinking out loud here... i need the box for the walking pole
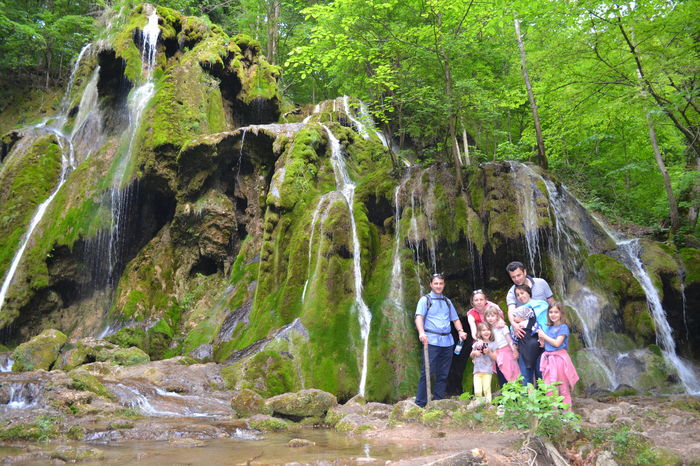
[423,340,431,404]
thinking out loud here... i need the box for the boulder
[390,399,424,422]
[230,388,271,417]
[265,388,337,419]
[12,329,67,371]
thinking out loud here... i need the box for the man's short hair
[430,273,445,281]
[506,261,526,273]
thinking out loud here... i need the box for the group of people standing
[414,261,579,409]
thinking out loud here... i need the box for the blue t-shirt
[544,324,569,352]
[415,292,458,347]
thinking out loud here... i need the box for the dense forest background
[1,0,698,241]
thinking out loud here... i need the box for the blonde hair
[475,322,494,342]
[483,304,500,319]
[547,302,569,326]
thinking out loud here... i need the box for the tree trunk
[461,118,470,166]
[647,115,680,232]
[266,0,280,65]
[689,156,700,231]
[514,18,547,169]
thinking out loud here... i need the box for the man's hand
[458,330,467,341]
[419,333,428,345]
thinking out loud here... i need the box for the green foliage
[583,425,666,465]
[0,0,95,81]
[0,415,60,441]
[495,377,580,439]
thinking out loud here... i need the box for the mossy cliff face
[0,3,282,343]
[2,4,699,400]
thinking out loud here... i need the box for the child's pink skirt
[495,346,521,382]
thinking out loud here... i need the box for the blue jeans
[416,344,453,407]
[518,351,543,386]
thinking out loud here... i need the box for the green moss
[679,248,700,284]
[0,135,62,279]
[112,347,150,366]
[67,425,86,440]
[0,415,60,441]
[12,329,67,371]
[70,370,114,399]
[247,416,289,432]
[421,409,446,428]
[106,327,147,350]
[584,254,654,344]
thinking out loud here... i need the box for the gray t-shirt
[472,343,494,374]
[506,276,554,307]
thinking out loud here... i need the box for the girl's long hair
[547,301,569,326]
[476,322,494,342]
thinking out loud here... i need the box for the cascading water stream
[0,127,76,313]
[105,9,159,285]
[301,193,333,303]
[321,124,371,396]
[612,240,700,395]
[508,162,542,276]
[388,174,410,310]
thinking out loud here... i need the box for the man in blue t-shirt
[414,273,467,407]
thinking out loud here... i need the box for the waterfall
[342,96,389,148]
[508,162,543,276]
[3,383,41,409]
[0,129,75,312]
[70,66,103,163]
[0,40,103,313]
[0,357,13,373]
[301,193,333,303]
[321,125,372,396]
[105,9,159,285]
[388,175,410,310]
[60,43,93,118]
[357,100,389,148]
[611,240,700,395]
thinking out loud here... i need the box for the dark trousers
[518,350,543,386]
[416,344,453,407]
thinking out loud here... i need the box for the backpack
[424,294,455,316]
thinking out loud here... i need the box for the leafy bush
[494,377,580,438]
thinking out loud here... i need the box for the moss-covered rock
[265,389,338,418]
[389,399,424,422]
[583,254,654,344]
[111,347,150,366]
[230,388,271,417]
[107,327,148,350]
[12,329,67,372]
[247,414,289,432]
[69,369,114,399]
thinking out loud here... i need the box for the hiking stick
[423,341,431,404]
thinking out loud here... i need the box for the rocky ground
[1,357,699,464]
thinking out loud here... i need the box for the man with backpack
[414,273,467,407]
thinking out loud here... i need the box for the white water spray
[322,125,372,396]
[613,240,700,395]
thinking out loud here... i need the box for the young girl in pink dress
[536,302,579,410]
[484,305,521,382]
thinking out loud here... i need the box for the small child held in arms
[484,305,521,382]
[470,322,496,402]
[536,302,579,410]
